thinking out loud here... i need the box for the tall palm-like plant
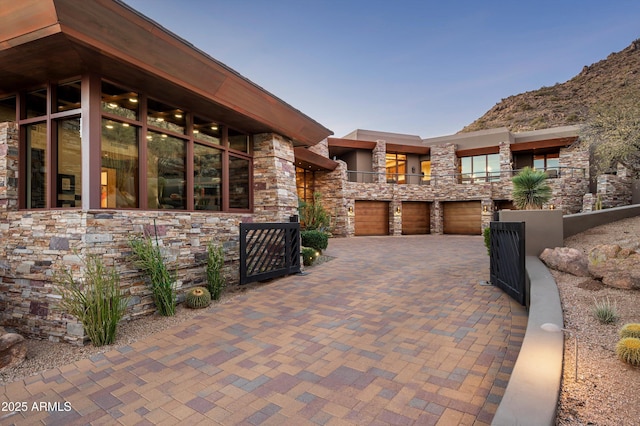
[512,167,552,209]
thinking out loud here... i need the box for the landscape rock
[588,244,640,290]
[540,247,590,277]
[0,333,27,370]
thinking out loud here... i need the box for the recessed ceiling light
[129,98,138,103]
[175,113,183,118]
[108,103,117,108]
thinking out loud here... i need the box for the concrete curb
[492,256,564,426]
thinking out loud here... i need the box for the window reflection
[229,156,250,209]
[25,88,47,119]
[101,81,139,120]
[0,96,16,121]
[56,81,82,113]
[193,116,221,145]
[26,122,47,208]
[101,119,139,208]
[57,117,82,207]
[194,144,222,211]
[229,128,249,152]
[147,131,186,209]
[147,98,185,134]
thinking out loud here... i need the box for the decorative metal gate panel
[490,221,526,306]
[240,222,301,285]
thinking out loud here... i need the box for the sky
[122,0,640,139]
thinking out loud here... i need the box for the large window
[460,153,499,183]
[386,153,406,183]
[13,79,253,211]
[534,153,560,177]
[102,119,139,208]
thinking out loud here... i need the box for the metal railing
[346,167,586,186]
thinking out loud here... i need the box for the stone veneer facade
[316,137,596,237]
[0,126,300,344]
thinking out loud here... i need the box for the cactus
[620,323,640,339]
[616,337,640,365]
[185,287,211,309]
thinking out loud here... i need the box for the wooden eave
[327,138,377,150]
[456,146,500,157]
[386,143,430,155]
[294,147,339,172]
[509,137,578,153]
[0,0,332,146]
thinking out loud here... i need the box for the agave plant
[512,167,552,209]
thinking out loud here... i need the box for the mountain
[460,39,640,133]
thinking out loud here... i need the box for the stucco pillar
[252,133,298,222]
[0,122,19,211]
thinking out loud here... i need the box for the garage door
[402,202,430,235]
[355,201,389,236]
[443,201,481,235]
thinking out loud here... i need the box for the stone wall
[0,122,18,211]
[0,129,300,344]
[430,143,459,184]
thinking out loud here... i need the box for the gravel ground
[554,216,640,426]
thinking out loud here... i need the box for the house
[295,125,604,237]
[0,0,332,343]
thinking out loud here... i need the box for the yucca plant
[129,233,176,316]
[206,241,226,301]
[592,297,618,324]
[616,337,640,365]
[620,323,640,339]
[56,255,129,346]
[512,167,552,209]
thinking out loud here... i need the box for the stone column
[0,122,19,211]
[430,143,458,185]
[499,141,512,181]
[372,140,386,183]
[391,201,402,236]
[252,133,298,222]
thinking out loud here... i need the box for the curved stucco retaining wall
[492,257,564,426]
[564,204,640,238]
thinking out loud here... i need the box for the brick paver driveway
[1,235,526,425]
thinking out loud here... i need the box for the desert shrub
[56,255,129,346]
[206,241,226,301]
[185,287,211,309]
[301,247,318,266]
[483,227,491,255]
[620,323,640,339]
[129,234,176,316]
[512,167,552,209]
[616,337,640,365]
[592,297,618,324]
[301,230,329,253]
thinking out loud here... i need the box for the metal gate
[489,221,526,306]
[239,222,301,285]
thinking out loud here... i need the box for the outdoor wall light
[541,322,578,381]
[483,205,488,213]
[549,204,556,210]
[395,206,401,215]
[347,206,354,215]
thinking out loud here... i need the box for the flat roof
[0,0,333,146]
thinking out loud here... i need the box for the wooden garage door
[355,201,389,236]
[443,201,481,235]
[402,202,430,235]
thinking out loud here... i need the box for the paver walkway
[1,235,526,425]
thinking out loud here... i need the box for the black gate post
[489,221,526,306]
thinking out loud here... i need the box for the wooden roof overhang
[294,147,339,172]
[0,0,332,146]
[509,136,578,153]
[327,137,377,156]
[386,143,430,155]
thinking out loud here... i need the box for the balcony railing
[346,167,586,185]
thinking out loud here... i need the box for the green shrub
[301,247,318,266]
[620,323,640,339]
[512,167,552,209]
[299,192,331,231]
[301,230,329,253]
[206,241,226,301]
[483,227,491,255]
[592,297,618,324]
[185,287,211,309]
[616,337,640,365]
[56,255,129,346]
[129,233,176,316]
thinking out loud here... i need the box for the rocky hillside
[461,39,640,133]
